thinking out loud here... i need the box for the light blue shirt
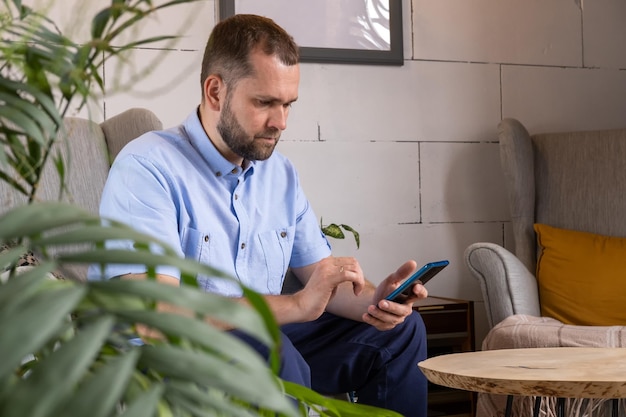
[89,109,331,297]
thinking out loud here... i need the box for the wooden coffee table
[418,347,626,417]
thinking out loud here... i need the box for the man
[93,14,428,417]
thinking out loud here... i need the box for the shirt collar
[182,108,255,178]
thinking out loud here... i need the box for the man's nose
[268,106,288,131]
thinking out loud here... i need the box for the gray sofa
[0,108,163,280]
[464,118,626,417]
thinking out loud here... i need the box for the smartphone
[384,260,449,302]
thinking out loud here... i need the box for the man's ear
[203,75,224,111]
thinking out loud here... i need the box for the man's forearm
[235,293,314,326]
[324,280,376,321]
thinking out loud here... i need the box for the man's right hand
[291,256,365,321]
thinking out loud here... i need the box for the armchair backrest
[0,108,163,217]
[499,118,626,273]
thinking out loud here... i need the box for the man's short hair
[200,14,299,96]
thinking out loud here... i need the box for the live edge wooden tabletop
[418,347,626,399]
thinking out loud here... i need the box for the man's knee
[400,311,427,341]
[393,311,428,359]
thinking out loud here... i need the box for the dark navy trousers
[234,311,428,417]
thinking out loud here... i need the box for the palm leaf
[0,243,28,270]
[87,280,272,347]
[118,384,164,417]
[112,309,270,372]
[0,261,57,313]
[0,104,47,145]
[138,344,296,416]
[163,381,262,417]
[0,317,115,417]
[0,77,61,127]
[0,276,85,379]
[51,350,141,417]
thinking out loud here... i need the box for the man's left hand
[362,260,428,331]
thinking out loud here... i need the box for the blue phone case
[384,260,449,302]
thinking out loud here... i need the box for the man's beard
[217,97,280,162]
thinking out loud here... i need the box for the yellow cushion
[534,223,626,326]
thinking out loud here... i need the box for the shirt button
[234,194,239,200]
[280,231,287,238]
[216,171,222,177]
[231,168,238,174]
[204,235,209,242]
[241,243,246,249]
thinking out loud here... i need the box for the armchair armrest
[464,242,540,329]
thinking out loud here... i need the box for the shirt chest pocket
[255,226,294,294]
[181,227,208,263]
[181,227,242,295]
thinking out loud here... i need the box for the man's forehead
[236,54,300,101]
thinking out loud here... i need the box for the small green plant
[321,219,360,249]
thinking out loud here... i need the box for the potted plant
[0,1,399,416]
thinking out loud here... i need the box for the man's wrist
[289,290,314,323]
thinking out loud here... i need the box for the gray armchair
[466,118,626,329]
[464,118,626,417]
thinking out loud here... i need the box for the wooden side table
[418,347,626,417]
[414,296,475,417]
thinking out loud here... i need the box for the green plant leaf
[320,220,360,249]
[5,132,39,185]
[91,7,111,39]
[111,36,179,53]
[283,381,404,417]
[87,280,272,347]
[0,243,28,270]
[0,261,57,314]
[163,381,264,417]
[0,316,115,417]
[0,104,47,145]
[241,285,282,373]
[138,344,295,415]
[113,309,270,372]
[102,0,201,44]
[321,223,345,240]
[0,278,85,380]
[31,222,179,254]
[52,349,141,417]
[0,91,56,139]
[65,248,232,280]
[0,77,61,127]
[119,384,164,417]
[339,224,360,249]
[0,171,30,196]
[0,202,97,241]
